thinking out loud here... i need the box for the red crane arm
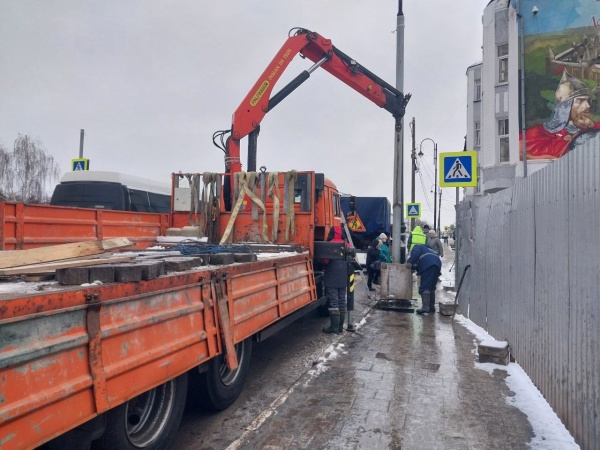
[218,28,410,191]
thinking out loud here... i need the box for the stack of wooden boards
[0,238,258,286]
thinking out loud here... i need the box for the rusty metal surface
[85,293,109,413]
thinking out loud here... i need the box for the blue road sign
[439,151,477,187]
[71,158,89,171]
[406,202,421,218]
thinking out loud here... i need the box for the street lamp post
[419,138,437,231]
[437,189,442,234]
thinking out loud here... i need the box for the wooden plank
[24,274,55,282]
[0,238,133,269]
[0,255,135,276]
[217,297,238,370]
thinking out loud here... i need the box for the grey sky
[0,1,484,226]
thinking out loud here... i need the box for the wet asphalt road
[172,247,535,449]
[172,284,349,449]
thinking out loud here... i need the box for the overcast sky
[0,1,484,226]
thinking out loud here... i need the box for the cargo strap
[189,173,201,226]
[199,172,218,239]
[284,170,297,240]
[220,172,269,244]
[267,172,280,241]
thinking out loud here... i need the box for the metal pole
[518,3,528,176]
[346,269,355,332]
[391,0,405,263]
[433,143,437,231]
[455,186,459,287]
[418,137,436,229]
[410,117,416,232]
[79,129,85,158]
[437,189,442,233]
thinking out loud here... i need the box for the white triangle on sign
[74,163,83,171]
[445,158,471,179]
[408,205,419,216]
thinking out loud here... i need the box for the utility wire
[416,164,433,212]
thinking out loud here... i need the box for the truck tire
[197,337,252,411]
[94,372,188,450]
[316,275,329,316]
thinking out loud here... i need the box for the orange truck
[0,28,408,449]
[0,170,343,450]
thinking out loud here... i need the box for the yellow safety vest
[409,231,427,251]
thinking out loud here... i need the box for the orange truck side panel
[227,258,316,343]
[0,254,315,449]
[0,202,169,251]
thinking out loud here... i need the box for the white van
[50,171,171,213]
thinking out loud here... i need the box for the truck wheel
[94,372,188,450]
[197,337,252,411]
[315,275,329,316]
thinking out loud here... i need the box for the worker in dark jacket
[322,225,349,334]
[365,238,382,291]
[406,243,442,314]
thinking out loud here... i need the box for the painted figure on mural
[520,70,600,159]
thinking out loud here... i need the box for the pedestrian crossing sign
[71,158,90,171]
[439,151,477,187]
[406,202,421,218]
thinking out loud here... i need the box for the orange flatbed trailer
[0,170,339,450]
[0,251,317,449]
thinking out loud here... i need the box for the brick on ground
[478,339,510,365]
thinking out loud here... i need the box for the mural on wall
[520,0,600,159]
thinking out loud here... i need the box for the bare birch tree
[0,143,12,201]
[0,135,61,203]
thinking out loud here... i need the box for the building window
[498,119,509,162]
[498,44,508,84]
[474,121,481,147]
[475,79,481,101]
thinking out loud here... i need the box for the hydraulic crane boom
[213,27,411,206]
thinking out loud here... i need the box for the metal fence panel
[567,141,600,450]
[456,145,600,450]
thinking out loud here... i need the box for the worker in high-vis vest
[407,225,427,252]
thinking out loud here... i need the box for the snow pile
[454,314,580,449]
[306,342,347,379]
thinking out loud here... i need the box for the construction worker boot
[322,310,341,334]
[338,309,346,333]
[430,291,436,313]
[416,291,431,315]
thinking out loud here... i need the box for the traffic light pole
[410,117,416,232]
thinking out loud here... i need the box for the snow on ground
[454,313,580,449]
[437,247,579,449]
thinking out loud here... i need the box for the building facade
[466,0,566,195]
